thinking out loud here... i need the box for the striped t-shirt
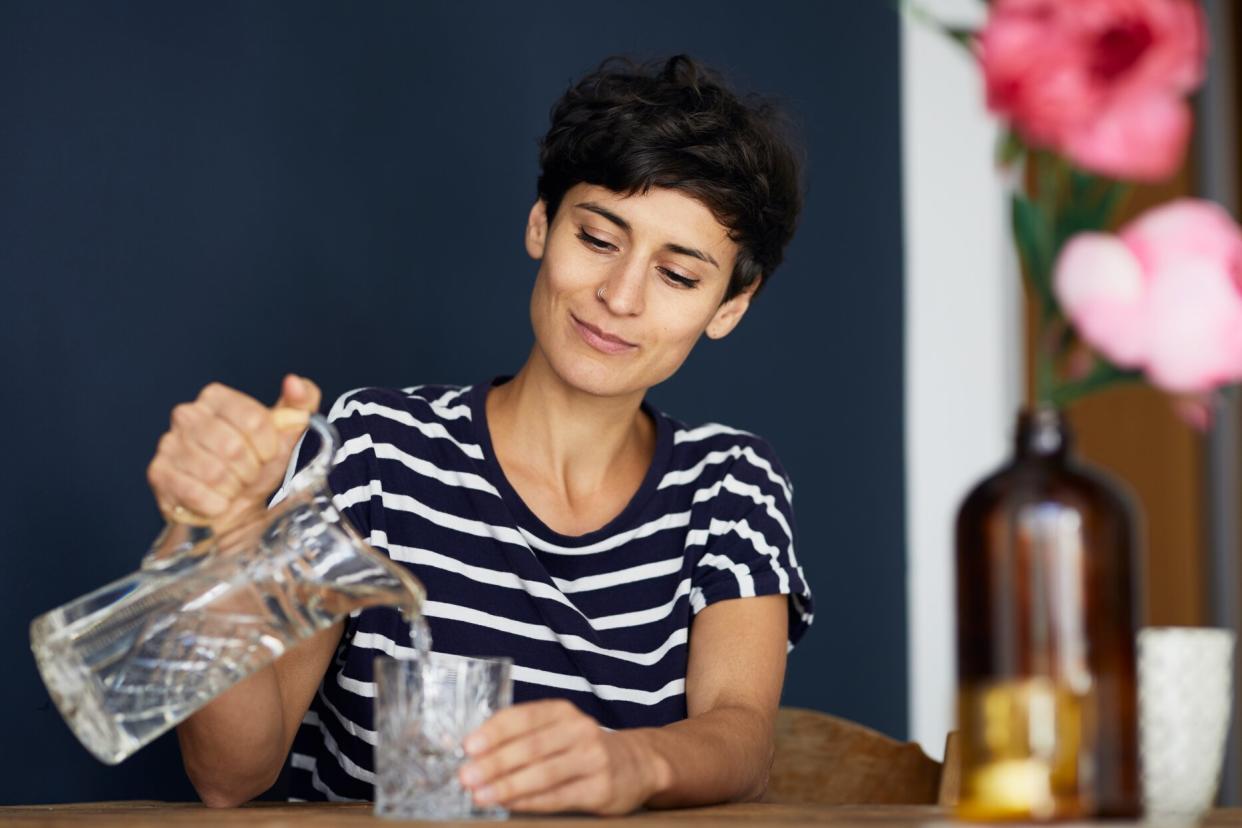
[277,378,813,802]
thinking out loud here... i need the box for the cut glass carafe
[29,414,424,765]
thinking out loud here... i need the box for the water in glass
[374,651,512,821]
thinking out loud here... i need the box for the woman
[149,54,813,814]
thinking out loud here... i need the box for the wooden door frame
[1199,0,1242,806]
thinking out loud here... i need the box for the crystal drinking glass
[374,652,513,821]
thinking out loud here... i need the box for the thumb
[273,374,323,432]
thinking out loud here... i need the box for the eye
[659,268,699,289]
[576,228,616,252]
[577,226,699,288]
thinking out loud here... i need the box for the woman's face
[525,183,756,399]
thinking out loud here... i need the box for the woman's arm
[457,594,789,814]
[145,375,341,806]
[632,592,788,807]
[176,620,343,807]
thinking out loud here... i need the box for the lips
[571,314,638,355]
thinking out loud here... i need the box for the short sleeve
[268,387,379,542]
[688,436,813,649]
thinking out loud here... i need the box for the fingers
[272,407,310,431]
[470,748,599,810]
[460,701,613,811]
[148,454,232,519]
[505,776,611,815]
[197,382,282,464]
[148,376,322,525]
[275,374,322,415]
[160,429,245,502]
[465,699,581,756]
[174,399,264,482]
[460,716,591,790]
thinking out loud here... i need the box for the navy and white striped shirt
[278,378,813,802]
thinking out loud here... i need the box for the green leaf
[1048,359,1144,408]
[1012,193,1057,317]
[1069,169,1095,201]
[1052,176,1130,254]
[995,130,1026,167]
[945,27,977,49]
[1092,182,1129,227]
[894,0,978,52]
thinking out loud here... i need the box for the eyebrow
[575,201,720,270]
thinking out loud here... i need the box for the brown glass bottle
[955,407,1140,820]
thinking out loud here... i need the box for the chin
[535,335,655,399]
[530,305,679,399]
[552,354,640,398]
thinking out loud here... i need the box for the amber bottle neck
[1014,406,1073,461]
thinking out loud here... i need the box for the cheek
[535,250,597,309]
[629,317,710,390]
[529,265,555,332]
[530,257,581,316]
[646,309,713,359]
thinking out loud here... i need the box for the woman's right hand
[147,374,322,528]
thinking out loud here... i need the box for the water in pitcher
[31,483,425,765]
[408,614,433,665]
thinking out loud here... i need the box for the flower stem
[1048,362,1144,407]
[1034,326,1059,406]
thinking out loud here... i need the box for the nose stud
[596,285,607,301]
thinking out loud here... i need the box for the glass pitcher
[29,414,425,765]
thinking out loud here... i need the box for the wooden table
[0,802,939,827]
[4,803,1242,827]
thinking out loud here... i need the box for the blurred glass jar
[955,407,1141,820]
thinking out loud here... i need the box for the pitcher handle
[140,412,340,571]
[286,413,341,499]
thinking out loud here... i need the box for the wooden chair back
[763,707,957,806]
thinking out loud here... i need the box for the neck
[486,347,655,501]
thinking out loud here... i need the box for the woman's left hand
[458,699,664,814]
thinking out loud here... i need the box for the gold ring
[170,504,212,526]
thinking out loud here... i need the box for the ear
[525,199,549,260]
[705,277,762,340]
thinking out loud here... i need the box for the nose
[598,256,645,316]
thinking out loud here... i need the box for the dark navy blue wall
[0,1,905,805]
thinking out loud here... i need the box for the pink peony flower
[1054,199,1242,394]
[979,0,1207,181]
[1171,391,1214,432]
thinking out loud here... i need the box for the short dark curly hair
[537,55,804,301]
